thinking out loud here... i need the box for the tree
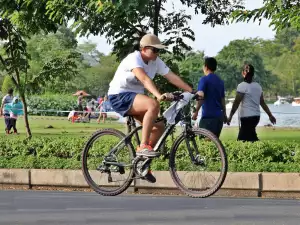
[69,54,119,96]
[231,0,300,31]
[0,0,67,137]
[216,39,276,94]
[46,0,244,63]
[1,75,14,94]
[0,0,245,137]
[0,19,33,136]
[177,51,205,88]
[253,29,300,96]
[0,18,78,137]
[25,27,81,94]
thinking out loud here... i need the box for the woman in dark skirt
[227,64,276,142]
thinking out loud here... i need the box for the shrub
[27,94,79,116]
[1,136,299,172]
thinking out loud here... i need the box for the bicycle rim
[82,128,135,196]
[169,128,227,198]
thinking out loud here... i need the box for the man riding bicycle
[107,33,193,181]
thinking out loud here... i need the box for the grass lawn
[1,116,299,141]
[0,116,127,137]
[220,127,300,142]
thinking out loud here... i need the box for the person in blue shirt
[192,57,227,137]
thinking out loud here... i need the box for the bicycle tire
[169,128,227,198]
[82,128,135,196]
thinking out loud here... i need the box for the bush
[27,94,79,116]
[1,136,300,172]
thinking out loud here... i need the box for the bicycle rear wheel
[169,128,227,198]
[82,128,135,196]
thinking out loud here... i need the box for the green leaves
[231,0,300,31]
[23,27,82,94]
[34,53,79,85]
[216,39,275,93]
[0,0,59,35]
[181,0,244,26]
[26,94,78,114]
[0,19,29,79]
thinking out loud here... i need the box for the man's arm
[191,78,205,121]
[164,71,193,93]
[132,68,162,99]
[221,82,227,121]
[221,98,227,117]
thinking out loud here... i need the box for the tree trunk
[153,0,161,36]
[20,93,32,138]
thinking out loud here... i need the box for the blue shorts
[108,92,137,117]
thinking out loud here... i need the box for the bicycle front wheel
[82,128,135,196]
[169,128,227,198]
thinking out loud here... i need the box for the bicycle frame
[106,99,200,163]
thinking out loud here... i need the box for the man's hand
[159,93,174,101]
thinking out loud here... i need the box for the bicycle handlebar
[161,91,203,101]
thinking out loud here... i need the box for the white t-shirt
[108,51,170,95]
[237,81,262,118]
[2,94,13,114]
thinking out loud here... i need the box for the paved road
[0,190,300,225]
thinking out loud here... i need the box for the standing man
[0,88,14,134]
[192,57,227,137]
[77,92,83,114]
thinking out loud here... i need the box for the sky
[77,0,276,57]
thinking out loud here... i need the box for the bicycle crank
[133,156,152,177]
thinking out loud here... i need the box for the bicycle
[82,92,228,198]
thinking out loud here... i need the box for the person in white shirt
[227,64,276,142]
[0,88,14,134]
[108,33,193,182]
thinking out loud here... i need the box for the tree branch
[0,55,7,71]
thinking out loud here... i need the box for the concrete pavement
[0,190,300,225]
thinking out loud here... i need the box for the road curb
[0,169,300,198]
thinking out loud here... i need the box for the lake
[115,104,300,128]
[224,104,300,128]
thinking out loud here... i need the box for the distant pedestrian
[0,88,14,134]
[97,95,111,123]
[227,64,276,142]
[6,97,23,134]
[77,92,83,113]
[192,57,227,137]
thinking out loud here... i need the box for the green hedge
[0,93,78,116]
[27,94,79,116]
[1,136,300,172]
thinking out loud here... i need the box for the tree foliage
[45,0,243,60]
[1,75,14,94]
[231,0,300,31]
[25,27,81,94]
